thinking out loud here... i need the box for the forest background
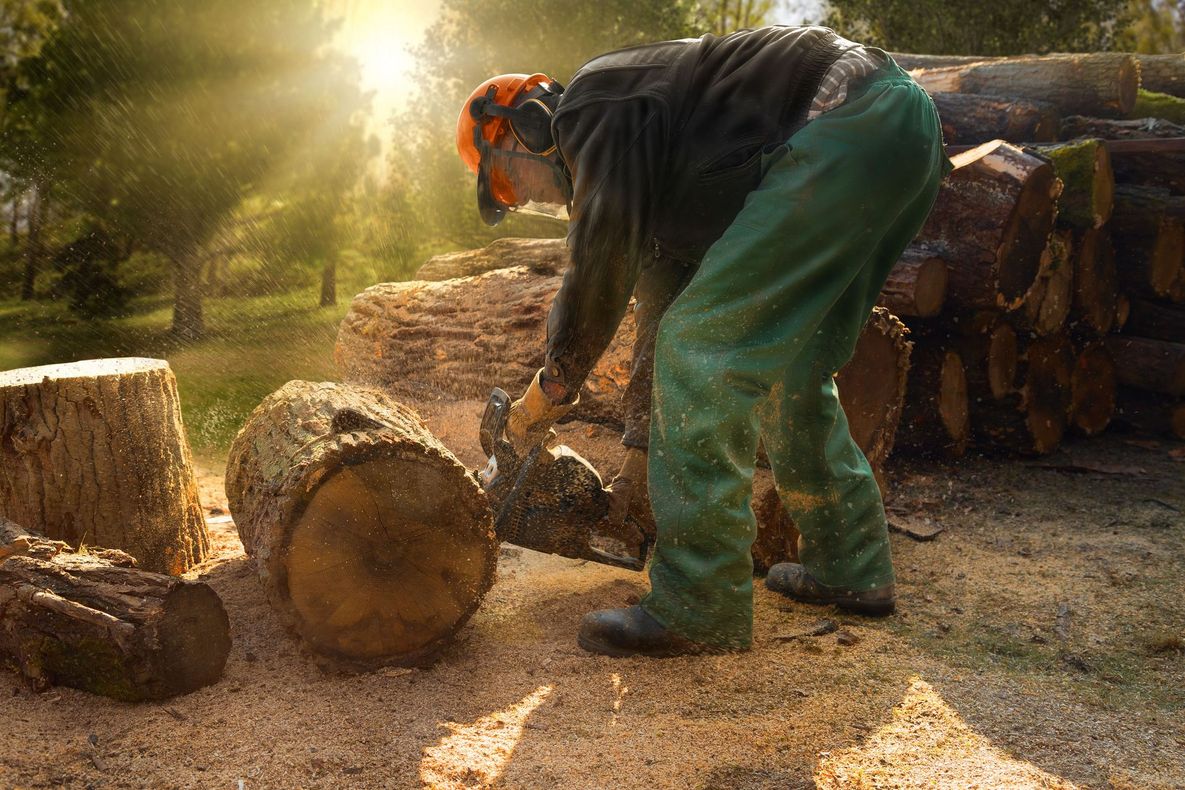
[1,0,1182,459]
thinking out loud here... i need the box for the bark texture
[1124,298,1185,344]
[917,141,1061,310]
[1110,186,1185,299]
[0,358,208,575]
[0,517,229,701]
[1134,54,1185,98]
[1018,232,1074,337]
[415,237,569,281]
[1060,116,1185,194]
[877,248,948,318]
[912,53,1140,117]
[932,92,1059,145]
[225,380,497,669]
[1069,340,1116,436]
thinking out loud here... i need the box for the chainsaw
[478,387,649,571]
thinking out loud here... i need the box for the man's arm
[540,98,665,403]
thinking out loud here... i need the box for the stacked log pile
[888,50,1185,452]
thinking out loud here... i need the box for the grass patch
[0,288,350,465]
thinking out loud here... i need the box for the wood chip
[889,515,946,541]
[772,619,838,642]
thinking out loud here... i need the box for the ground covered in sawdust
[2,432,1183,789]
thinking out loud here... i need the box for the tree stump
[225,380,497,669]
[917,141,1061,311]
[0,517,229,701]
[931,92,1058,145]
[0,358,208,575]
[912,53,1140,117]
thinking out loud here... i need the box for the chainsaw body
[479,388,647,571]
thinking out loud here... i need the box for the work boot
[764,563,896,616]
[577,605,727,658]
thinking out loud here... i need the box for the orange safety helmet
[457,73,564,225]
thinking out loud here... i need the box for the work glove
[506,368,577,455]
[596,447,656,547]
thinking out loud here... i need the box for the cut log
[225,381,497,669]
[416,237,568,281]
[894,345,970,458]
[893,53,999,71]
[1027,139,1113,229]
[0,517,229,701]
[1069,339,1116,436]
[917,142,1061,310]
[931,92,1059,144]
[1104,336,1185,396]
[972,332,1074,455]
[1113,388,1185,439]
[1134,55,1185,98]
[1125,298,1185,344]
[877,247,948,318]
[944,312,1020,400]
[1110,186,1185,299]
[1130,90,1185,125]
[0,358,207,575]
[1069,228,1118,335]
[1060,116,1185,193]
[1018,231,1074,337]
[912,53,1140,117]
[1115,294,1132,330]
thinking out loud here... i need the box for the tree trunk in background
[171,250,205,341]
[320,255,337,307]
[0,358,209,574]
[226,380,497,670]
[20,182,49,301]
[8,189,20,246]
[1133,55,1185,98]
[0,517,230,701]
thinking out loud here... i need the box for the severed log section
[416,237,568,281]
[944,312,1019,401]
[1070,340,1116,436]
[1069,228,1118,335]
[1124,298,1185,344]
[225,381,497,669]
[973,332,1074,455]
[1017,231,1074,337]
[0,358,208,575]
[1027,139,1114,229]
[931,92,1058,145]
[1104,336,1185,396]
[895,345,970,458]
[1110,185,1185,299]
[912,53,1140,117]
[917,141,1061,311]
[1134,55,1185,98]
[893,53,999,71]
[0,517,230,701]
[1113,388,1185,440]
[877,247,948,318]
[1060,116,1185,194]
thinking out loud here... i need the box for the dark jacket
[542,26,850,396]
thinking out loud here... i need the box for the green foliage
[0,0,63,102]
[391,0,700,256]
[1117,0,1185,53]
[821,0,1133,54]
[695,0,778,35]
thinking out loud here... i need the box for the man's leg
[639,67,948,649]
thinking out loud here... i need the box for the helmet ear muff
[509,83,561,155]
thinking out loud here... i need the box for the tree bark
[916,141,1061,311]
[1069,339,1116,436]
[1110,186,1185,299]
[1027,139,1113,229]
[416,237,569,281]
[171,251,205,341]
[320,255,336,307]
[0,517,229,701]
[1124,298,1185,344]
[20,181,48,301]
[912,53,1140,117]
[1060,116,1185,194]
[1069,227,1118,335]
[1134,54,1185,98]
[0,358,208,575]
[895,345,970,458]
[877,247,948,318]
[972,332,1073,455]
[225,380,497,669]
[1104,336,1185,396]
[931,92,1059,145]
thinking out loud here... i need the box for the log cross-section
[226,381,498,669]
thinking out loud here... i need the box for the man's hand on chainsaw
[596,448,655,549]
[506,369,578,455]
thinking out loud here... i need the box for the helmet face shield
[476,137,571,226]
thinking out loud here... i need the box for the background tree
[820,0,1133,55]
[697,0,778,34]
[1116,0,1184,53]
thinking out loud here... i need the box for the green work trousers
[641,61,950,649]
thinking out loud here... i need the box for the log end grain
[1070,341,1117,436]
